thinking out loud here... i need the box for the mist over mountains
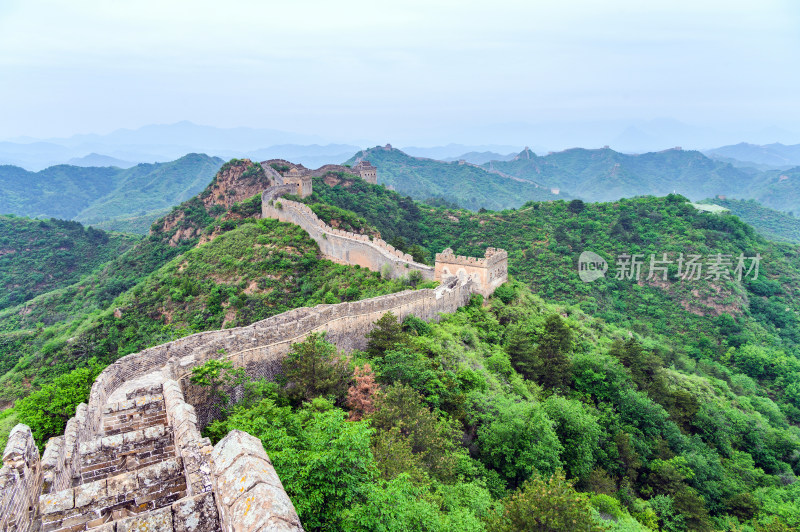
[4,120,800,171]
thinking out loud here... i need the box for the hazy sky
[2,0,799,146]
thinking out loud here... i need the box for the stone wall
[42,403,86,494]
[211,431,302,531]
[0,166,508,529]
[263,196,436,281]
[0,425,41,531]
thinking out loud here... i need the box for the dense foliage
[0,216,138,310]
[206,284,800,530]
[698,198,800,244]
[4,157,800,530]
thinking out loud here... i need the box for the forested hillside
[0,160,416,433]
[0,153,223,231]
[483,147,755,202]
[0,216,138,310]
[3,160,800,530]
[697,198,800,244]
[344,146,562,210]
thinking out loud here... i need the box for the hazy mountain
[483,147,758,203]
[73,153,224,226]
[704,142,800,168]
[443,151,516,164]
[31,121,323,152]
[1,121,332,170]
[66,153,136,168]
[400,144,523,160]
[345,145,563,210]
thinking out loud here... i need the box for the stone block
[75,478,107,507]
[117,506,173,531]
[228,483,302,531]
[107,471,138,494]
[171,492,219,532]
[40,488,75,514]
[137,458,181,488]
[214,455,283,508]
[212,431,268,472]
[101,434,124,450]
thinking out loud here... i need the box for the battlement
[434,247,508,297]
[263,194,435,280]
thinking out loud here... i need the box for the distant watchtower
[353,160,378,184]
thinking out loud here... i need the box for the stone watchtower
[434,247,508,297]
[281,167,313,198]
[352,160,378,184]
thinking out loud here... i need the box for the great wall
[0,161,507,531]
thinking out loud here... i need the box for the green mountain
[4,159,800,529]
[0,216,138,310]
[705,142,800,168]
[344,145,563,210]
[0,160,411,400]
[697,197,800,244]
[0,153,223,232]
[72,153,224,226]
[747,167,800,214]
[483,147,757,202]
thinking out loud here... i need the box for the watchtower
[352,160,378,184]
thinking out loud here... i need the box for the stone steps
[39,457,187,531]
[38,383,190,531]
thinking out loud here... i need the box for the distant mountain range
[345,146,562,210]
[703,142,800,168]
[0,121,355,171]
[0,153,223,232]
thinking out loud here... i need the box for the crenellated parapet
[262,184,508,297]
[434,247,508,297]
[0,425,42,531]
[263,194,436,281]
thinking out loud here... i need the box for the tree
[542,395,601,481]
[370,384,460,481]
[506,315,573,390]
[477,398,563,487]
[15,359,104,448]
[209,397,377,530]
[189,357,247,414]
[484,470,603,532]
[366,311,409,359]
[346,364,378,421]
[282,333,351,405]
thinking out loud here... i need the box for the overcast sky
[1,0,799,147]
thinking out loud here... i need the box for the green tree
[282,333,351,405]
[542,395,601,481]
[370,384,461,482]
[366,311,410,359]
[15,359,104,448]
[477,397,563,487]
[189,357,247,414]
[485,470,603,532]
[209,397,377,530]
[507,315,573,390]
